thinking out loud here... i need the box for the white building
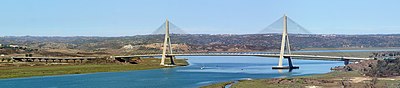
[9,45,19,48]
[122,44,134,49]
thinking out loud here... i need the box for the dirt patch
[267,78,336,85]
[351,77,371,83]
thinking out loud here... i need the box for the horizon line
[2,33,400,37]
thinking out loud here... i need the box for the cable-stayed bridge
[115,15,375,69]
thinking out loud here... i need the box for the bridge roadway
[115,53,375,61]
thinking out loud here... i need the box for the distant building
[9,45,19,48]
[122,44,134,49]
[95,48,108,51]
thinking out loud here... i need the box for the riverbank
[202,71,400,88]
[202,59,400,88]
[0,58,188,79]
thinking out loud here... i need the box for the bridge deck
[114,53,374,60]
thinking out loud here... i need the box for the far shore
[300,47,400,50]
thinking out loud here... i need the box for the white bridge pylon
[160,19,176,66]
[272,14,299,69]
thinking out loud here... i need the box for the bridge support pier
[287,57,294,68]
[167,56,176,65]
[272,57,299,69]
[344,59,350,65]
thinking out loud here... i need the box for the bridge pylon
[160,19,176,66]
[272,14,299,69]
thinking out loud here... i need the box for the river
[0,56,344,88]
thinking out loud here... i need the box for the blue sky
[0,0,399,36]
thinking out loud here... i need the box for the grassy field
[297,71,362,79]
[0,58,188,79]
[202,71,400,88]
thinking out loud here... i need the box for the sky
[0,0,399,36]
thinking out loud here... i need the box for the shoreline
[201,71,358,88]
[202,59,400,88]
[199,72,336,88]
[0,58,189,79]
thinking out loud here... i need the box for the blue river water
[0,56,344,88]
